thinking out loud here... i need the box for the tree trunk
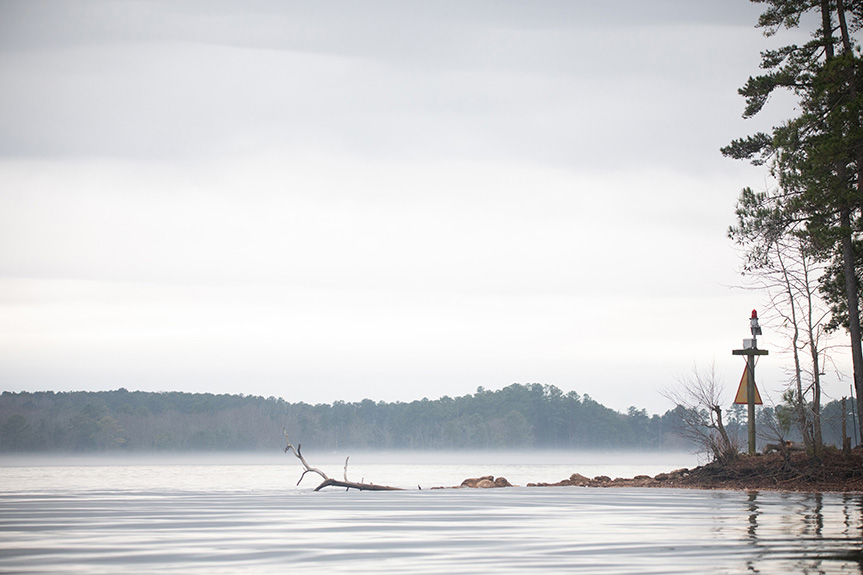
[711,405,735,462]
[836,0,852,55]
[800,244,823,456]
[777,247,815,453]
[313,478,403,492]
[839,208,863,442]
[809,336,824,457]
[828,0,863,444]
[821,0,835,61]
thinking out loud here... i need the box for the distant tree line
[0,384,855,453]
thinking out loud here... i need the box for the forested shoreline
[0,384,852,453]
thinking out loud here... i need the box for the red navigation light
[751,309,758,319]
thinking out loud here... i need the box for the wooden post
[747,353,756,454]
[733,310,768,455]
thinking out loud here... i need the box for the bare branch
[283,430,402,491]
[662,362,739,462]
[284,429,330,485]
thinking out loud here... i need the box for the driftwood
[283,431,403,491]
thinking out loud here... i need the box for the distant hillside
[0,383,850,453]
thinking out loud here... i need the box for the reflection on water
[739,490,863,574]
[0,461,862,574]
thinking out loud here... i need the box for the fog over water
[1,453,861,574]
[0,450,702,491]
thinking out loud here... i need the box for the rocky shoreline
[448,450,863,493]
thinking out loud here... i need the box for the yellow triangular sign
[734,365,763,405]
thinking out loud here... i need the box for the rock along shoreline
[441,450,863,493]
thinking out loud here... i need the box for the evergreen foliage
[0,385,855,454]
[724,0,863,440]
[0,385,691,453]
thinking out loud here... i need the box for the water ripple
[1,487,862,574]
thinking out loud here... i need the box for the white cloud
[0,1,853,414]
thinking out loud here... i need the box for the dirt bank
[528,451,863,493]
[451,450,863,493]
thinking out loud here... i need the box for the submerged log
[283,431,402,492]
[313,478,403,492]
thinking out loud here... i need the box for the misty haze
[3,0,863,573]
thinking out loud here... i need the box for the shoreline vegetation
[5,388,863,493]
[449,450,863,493]
[0,387,854,453]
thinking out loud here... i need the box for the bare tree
[729,185,840,457]
[740,231,835,457]
[662,363,739,462]
[283,431,403,491]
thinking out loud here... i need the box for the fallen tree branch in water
[283,431,402,492]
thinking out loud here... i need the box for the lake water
[1,452,862,574]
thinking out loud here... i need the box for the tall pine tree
[723,0,863,440]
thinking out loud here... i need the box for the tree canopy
[0,385,681,452]
[0,385,854,454]
[723,0,863,438]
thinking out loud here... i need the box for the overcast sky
[0,0,853,414]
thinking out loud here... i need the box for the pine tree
[723,0,863,441]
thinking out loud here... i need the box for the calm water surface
[1,453,861,574]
